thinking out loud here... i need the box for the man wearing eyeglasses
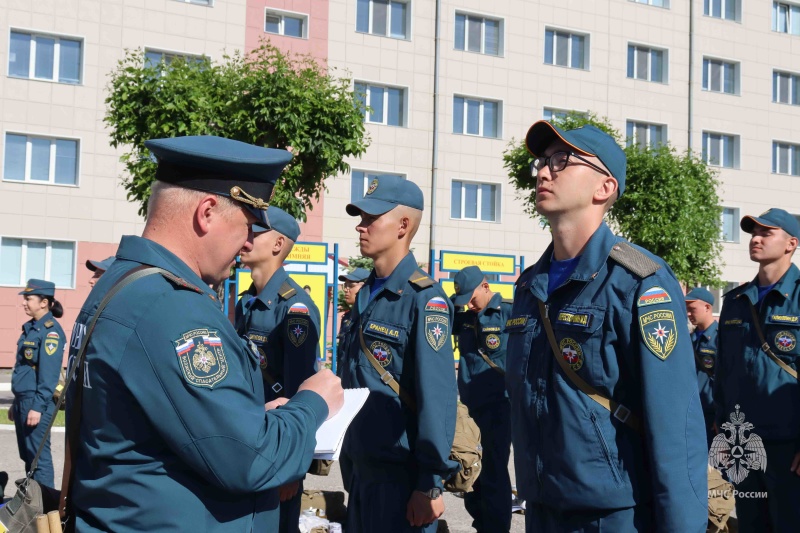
[336,267,370,375]
[505,122,707,532]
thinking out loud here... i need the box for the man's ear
[594,175,618,204]
[194,195,219,235]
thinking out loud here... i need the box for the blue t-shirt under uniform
[370,276,389,301]
[548,255,581,295]
[757,282,777,303]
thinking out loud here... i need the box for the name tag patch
[365,321,401,340]
[506,316,529,328]
[771,315,800,324]
[724,319,743,326]
[556,311,592,327]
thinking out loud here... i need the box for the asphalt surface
[0,369,525,532]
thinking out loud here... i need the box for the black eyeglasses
[531,151,609,177]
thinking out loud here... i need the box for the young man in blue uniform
[450,265,513,533]
[506,121,707,532]
[85,256,115,287]
[685,287,718,448]
[61,136,344,532]
[713,208,800,532]
[338,175,459,532]
[10,279,65,487]
[336,266,370,376]
[236,205,321,533]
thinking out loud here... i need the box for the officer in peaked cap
[336,266,370,375]
[684,287,718,448]
[339,175,459,532]
[63,136,344,532]
[85,256,115,287]
[235,205,322,533]
[505,121,707,532]
[451,266,514,533]
[714,208,800,531]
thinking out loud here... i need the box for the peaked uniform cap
[339,267,371,283]
[346,175,424,216]
[254,206,301,241]
[86,256,116,272]
[740,208,800,239]
[19,278,55,297]
[452,266,485,306]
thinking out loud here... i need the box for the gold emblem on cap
[454,283,460,292]
[366,179,379,195]
[230,186,269,210]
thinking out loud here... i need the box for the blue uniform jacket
[66,236,328,532]
[235,268,320,402]
[336,310,353,377]
[454,293,512,410]
[694,321,718,416]
[339,252,459,491]
[505,223,707,532]
[714,264,800,444]
[12,311,65,412]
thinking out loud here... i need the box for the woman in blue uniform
[9,279,66,487]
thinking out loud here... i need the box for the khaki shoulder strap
[537,299,643,434]
[409,271,434,289]
[279,280,297,299]
[608,241,661,278]
[746,300,798,379]
[358,327,417,410]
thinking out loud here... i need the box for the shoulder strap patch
[279,281,297,299]
[608,241,661,278]
[409,271,434,289]
[159,270,204,294]
[44,320,54,328]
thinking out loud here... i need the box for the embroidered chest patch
[24,348,34,360]
[639,310,678,360]
[425,315,449,351]
[485,334,501,350]
[288,318,309,347]
[44,332,60,356]
[775,330,796,352]
[173,328,229,388]
[559,337,584,371]
[370,340,392,367]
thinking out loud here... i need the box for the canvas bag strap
[358,326,417,411]
[537,299,643,434]
[747,300,798,379]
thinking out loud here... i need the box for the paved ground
[0,368,524,532]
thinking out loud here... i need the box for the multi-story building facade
[1,0,799,365]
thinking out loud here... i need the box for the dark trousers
[12,395,54,487]
[278,479,303,533]
[346,465,437,533]
[525,502,652,533]
[734,440,800,533]
[464,399,512,533]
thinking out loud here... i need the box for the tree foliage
[104,42,370,219]
[503,113,723,287]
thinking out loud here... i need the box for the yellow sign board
[440,251,516,275]
[236,270,328,361]
[286,242,328,264]
[439,280,515,362]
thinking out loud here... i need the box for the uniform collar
[357,252,418,310]
[254,267,290,309]
[478,292,502,317]
[529,222,617,299]
[115,235,218,300]
[738,263,800,305]
[696,320,718,341]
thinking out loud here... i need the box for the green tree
[503,113,723,287]
[104,42,370,219]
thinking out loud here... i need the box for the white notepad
[313,388,370,461]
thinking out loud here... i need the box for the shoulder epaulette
[44,320,54,329]
[608,241,661,278]
[501,298,514,305]
[159,270,204,294]
[409,271,435,289]
[279,281,297,299]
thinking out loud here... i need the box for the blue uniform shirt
[454,293,512,410]
[693,321,718,416]
[12,312,65,412]
[715,265,800,444]
[339,252,459,491]
[66,236,329,532]
[505,223,707,532]
[235,267,320,402]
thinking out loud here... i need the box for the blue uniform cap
[525,120,627,197]
[19,278,55,297]
[346,175,424,216]
[452,266,485,306]
[740,208,800,239]
[685,287,715,306]
[339,267,371,283]
[144,135,293,219]
[86,256,115,272]
[253,206,301,241]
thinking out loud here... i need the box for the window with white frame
[544,28,589,70]
[631,0,669,7]
[451,180,500,222]
[265,9,308,38]
[4,133,79,185]
[702,57,739,94]
[720,207,740,243]
[354,82,407,126]
[774,2,800,34]
[704,0,740,21]
[356,0,410,40]
[453,96,501,138]
[351,170,405,202]
[627,44,667,83]
[543,108,586,121]
[702,132,739,168]
[774,70,800,104]
[8,31,82,84]
[772,141,800,175]
[626,121,666,149]
[0,237,75,288]
[455,12,503,56]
